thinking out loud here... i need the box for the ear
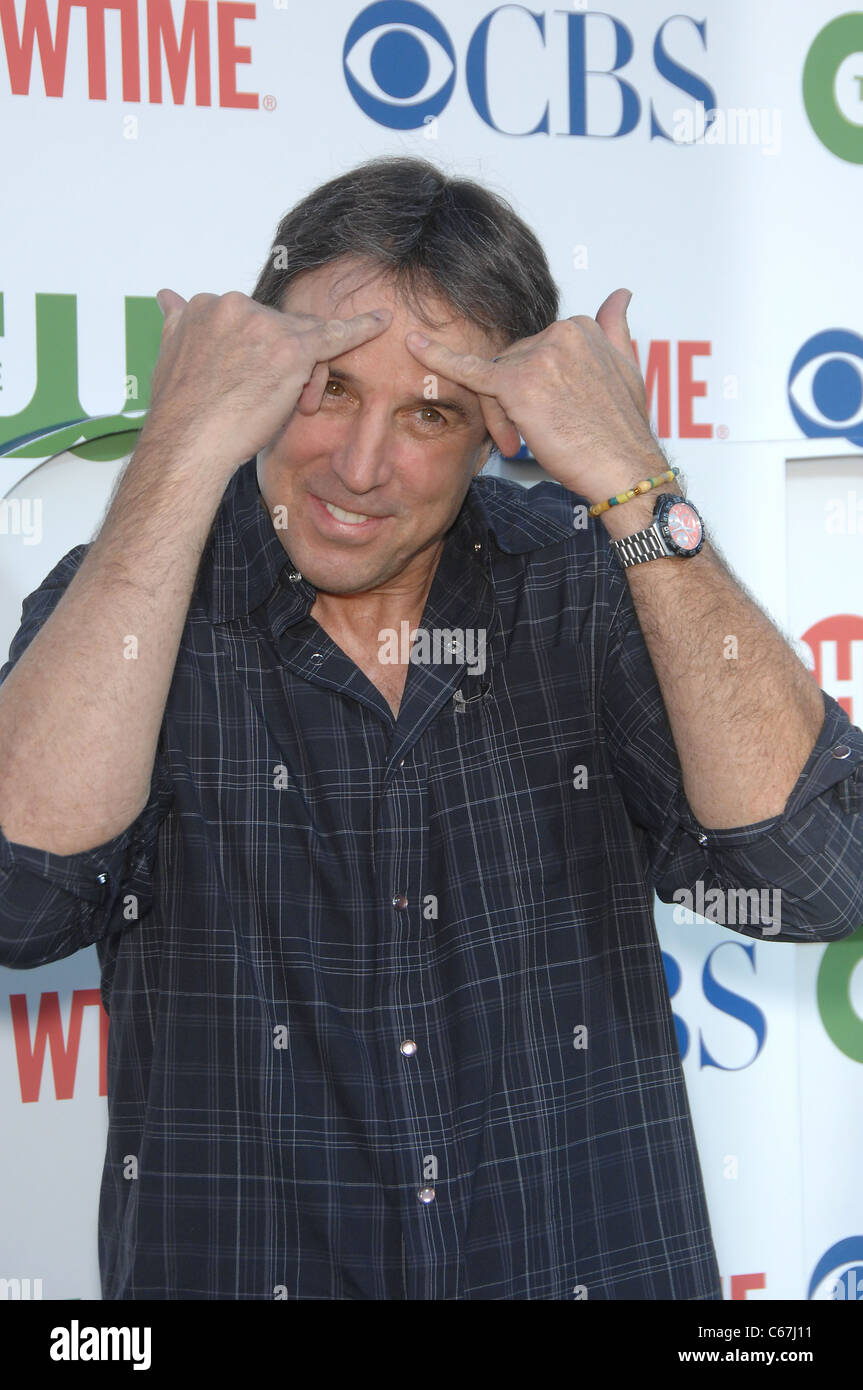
[474,435,496,476]
[256,447,271,490]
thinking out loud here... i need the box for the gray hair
[251,156,559,350]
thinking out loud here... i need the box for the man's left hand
[405,288,666,502]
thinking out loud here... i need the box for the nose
[328,403,395,498]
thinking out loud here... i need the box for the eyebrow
[326,367,475,422]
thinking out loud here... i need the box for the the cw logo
[0,292,161,461]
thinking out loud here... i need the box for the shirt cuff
[675,689,863,851]
[0,754,173,964]
[0,816,152,905]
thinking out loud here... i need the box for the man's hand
[404,288,664,501]
[146,289,393,477]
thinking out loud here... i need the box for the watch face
[665,501,702,552]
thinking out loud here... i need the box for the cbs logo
[788,330,863,448]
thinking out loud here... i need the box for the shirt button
[392,894,408,909]
[417,1187,435,1204]
[474,543,482,552]
[288,571,302,582]
[696,832,708,845]
[96,872,109,885]
[400,1040,417,1056]
[832,744,852,759]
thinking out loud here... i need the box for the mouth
[322,500,377,524]
[309,493,391,539]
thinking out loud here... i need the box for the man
[0,156,861,1301]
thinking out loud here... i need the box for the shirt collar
[200,456,576,624]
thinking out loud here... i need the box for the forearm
[600,485,825,830]
[0,289,390,858]
[0,428,232,854]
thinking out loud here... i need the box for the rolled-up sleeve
[599,567,863,943]
[0,547,174,969]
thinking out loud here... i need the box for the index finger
[302,308,393,361]
[404,333,520,457]
[404,333,499,394]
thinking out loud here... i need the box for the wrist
[135,414,244,490]
[598,482,680,539]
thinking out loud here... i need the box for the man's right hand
[146,289,393,474]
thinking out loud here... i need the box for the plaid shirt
[2,456,862,1301]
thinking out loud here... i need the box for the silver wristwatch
[611,492,705,568]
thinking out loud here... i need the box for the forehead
[278,257,502,361]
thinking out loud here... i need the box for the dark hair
[251,156,560,349]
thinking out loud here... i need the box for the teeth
[323,500,373,525]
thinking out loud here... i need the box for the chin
[293,557,377,596]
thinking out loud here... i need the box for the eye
[417,406,445,426]
[323,379,352,405]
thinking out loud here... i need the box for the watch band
[611,526,668,568]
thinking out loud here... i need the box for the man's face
[257,258,504,600]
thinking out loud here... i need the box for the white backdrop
[1,0,862,1300]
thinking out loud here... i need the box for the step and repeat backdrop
[1,0,862,1300]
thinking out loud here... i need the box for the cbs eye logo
[788,329,863,447]
[343,1,456,129]
[808,1238,863,1299]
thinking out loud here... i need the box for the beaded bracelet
[588,466,680,518]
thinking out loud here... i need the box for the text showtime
[0,0,258,106]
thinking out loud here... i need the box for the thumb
[595,287,635,360]
[156,287,187,320]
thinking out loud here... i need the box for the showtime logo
[800,614,863,723]
[725,1273,766,1299]
[632,338,713,439]
[0,0,258,106]
[9,990,108,1101]
[512,336,715,459]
